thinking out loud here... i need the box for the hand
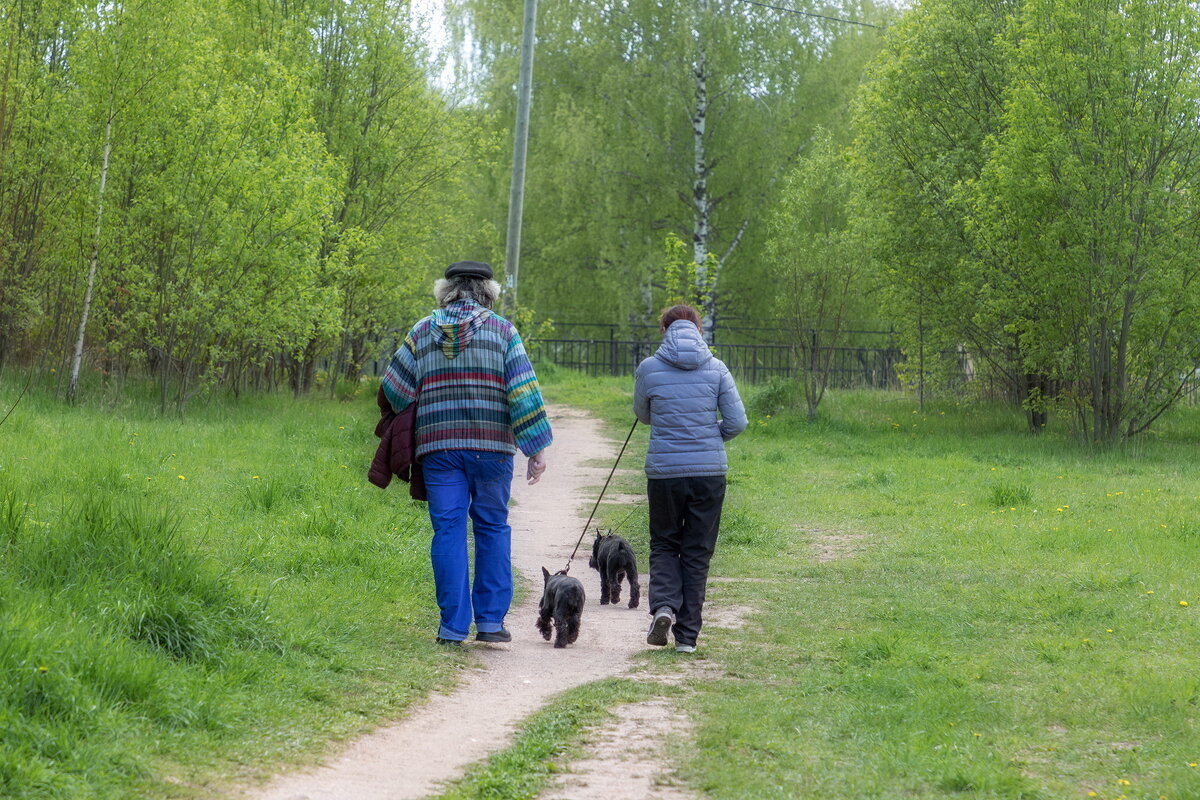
[526,451,547,485]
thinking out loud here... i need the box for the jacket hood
[431,299,492,359]
[655,320,711,370]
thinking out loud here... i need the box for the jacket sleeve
[717,365,748,441]
[381,326,421,413]
[504,328,553,456]
[633,362,651,425]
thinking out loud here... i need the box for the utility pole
[504,0,537,315]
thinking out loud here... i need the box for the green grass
[540,367,1200,800]
[432,678,660,800]
[0,377,461,798]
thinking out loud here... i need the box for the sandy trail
[251,405,652,800]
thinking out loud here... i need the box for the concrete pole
[504,0,537,315]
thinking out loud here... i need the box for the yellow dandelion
[1107,528,1113,532]
[973,732,982,737]
[178,475,185,480]
[1118,779,1131,786]
[37,665,48,673]
[252,475,260,479]
[1180,601,1189,607]
[339,426,345,429]
[1087,793,1098,798]
[991,467,997,471]
[340,465,348,469]
[1106,628,1113,633]
[1188,762,1197,767]
[1147,590,1155,595]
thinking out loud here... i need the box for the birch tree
[453,0,887,330]
[67,3,123,403]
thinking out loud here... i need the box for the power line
[730,0,884,29]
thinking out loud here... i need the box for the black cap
[444,260,494,280]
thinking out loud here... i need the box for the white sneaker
[675,643,696,653]
[647,607,674,646]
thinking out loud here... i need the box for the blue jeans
[422,450,515,640]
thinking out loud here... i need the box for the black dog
[537,567,585,648]
[589,531,640,609]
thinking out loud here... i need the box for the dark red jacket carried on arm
[368,386,426,501]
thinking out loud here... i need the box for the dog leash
[563,417,639,573]
[606,500,646,536]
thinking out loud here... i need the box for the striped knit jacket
[381,299,553,459]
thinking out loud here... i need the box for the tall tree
[968,0,1200,440]
[852,0,1025,410]
[766,129,866,419]
[452,0,888,332]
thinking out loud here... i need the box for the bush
[747,377,803,417]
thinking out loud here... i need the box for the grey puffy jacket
[633,321,748,478]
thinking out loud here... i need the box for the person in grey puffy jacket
[633,304,748,652]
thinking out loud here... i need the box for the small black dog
[537,567,585,648]
[589,531,640,609]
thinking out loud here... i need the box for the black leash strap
[564,417,639,573]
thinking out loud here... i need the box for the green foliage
[854,0,1200,439]
[450,0,891,327]
[747,376,804,418]
[660,232,712,310]
[766,129,868,418]
[968,0,1200,441]
[0,1,471,404]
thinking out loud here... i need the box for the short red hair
[659,304,703,334]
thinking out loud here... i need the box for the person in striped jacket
[382,261,553,646]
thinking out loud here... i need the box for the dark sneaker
[436,637,463,647]
[675,643,697,653]
[646,608,674,646]
[475,628,512,643]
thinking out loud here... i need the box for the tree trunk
[1024,372,1049,434]
[691,0,712,334]
[68,89,115,404]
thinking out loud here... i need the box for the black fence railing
[526,337,903,389]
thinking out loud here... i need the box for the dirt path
[250,406,657,800]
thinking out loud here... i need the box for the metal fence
[525,337,903,388]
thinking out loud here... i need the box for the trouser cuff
[438,624,468,641]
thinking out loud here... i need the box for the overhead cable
[730,0,884,29]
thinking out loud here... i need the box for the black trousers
[647,475,726,646]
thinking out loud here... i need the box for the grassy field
[6,365,1200,800]
[0,378,461,799]
[540,366,1200,800]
